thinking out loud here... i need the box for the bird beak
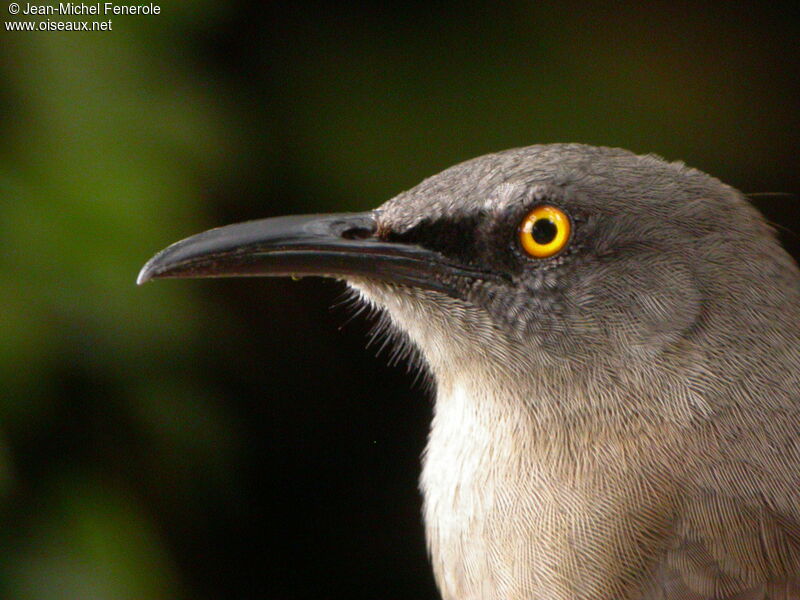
[137,212,487,296]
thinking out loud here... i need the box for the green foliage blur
[1,2,798,599]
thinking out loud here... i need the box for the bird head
[139,145,798,424]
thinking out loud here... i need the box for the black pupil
[532,218,557,244]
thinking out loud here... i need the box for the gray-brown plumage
[139,144,800,600]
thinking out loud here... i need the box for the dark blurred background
[1,2,799,599]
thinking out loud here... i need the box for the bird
[138,144,800,600]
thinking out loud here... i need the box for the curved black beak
[137,212,489,296]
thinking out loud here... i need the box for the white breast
[421,380,525,600]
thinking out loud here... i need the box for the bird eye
[518,205,571,258]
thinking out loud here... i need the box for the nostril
[341,226,375,240]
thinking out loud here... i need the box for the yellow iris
[518,205,571,258]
